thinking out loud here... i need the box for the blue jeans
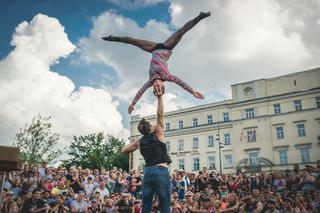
[142,165,171,213]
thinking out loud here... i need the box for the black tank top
[139,132,172,166]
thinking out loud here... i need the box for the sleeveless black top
[139,132,172,166]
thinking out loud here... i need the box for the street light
[216,120,223,174]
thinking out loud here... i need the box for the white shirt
[93,187,109,200]
[84,182,94,197]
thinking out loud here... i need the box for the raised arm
[122,138,140,154]
[128,80,153,114]
[154,86,164,142]
[166,74,204,99]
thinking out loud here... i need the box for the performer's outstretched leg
[102,36,156,52]
[164,12,211,50]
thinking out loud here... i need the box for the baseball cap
[283,197,293,204]
[267,199,276,205]
[6,191,14,196]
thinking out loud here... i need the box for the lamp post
[217,120,223,174]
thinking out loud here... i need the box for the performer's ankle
[193,12,210,23]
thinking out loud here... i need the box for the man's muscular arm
[154,85,165,142]
[122,138,140,154]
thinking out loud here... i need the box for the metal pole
[0,171,6,201]
[217,120,222,174]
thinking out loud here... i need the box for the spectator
[50,195,69,213]
[1,163,319,213]
[84,177,94,198]
[70,192,88,213]
[38,161,48,178]
[1,191,18,213]
[22,188,50,213]
[265,199,280,213]
[69,169,83,194]
[115,193,131,213]
[93,182,109,200]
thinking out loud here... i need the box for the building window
[178,140,184,151]
[178,159,185,171]
[193,158,200,171]
[274,104,281,114]
[316,97,320,108]
[249,152,258,166]
[279,150,288,164]
[297,124,306,137]
[207,115,213,124]
[247,130,256,142]
[178,120,183,129]
[223,112,229,122]
[318,135,320,144]
[300,147,310,163]
[276,127,284,139]
[165,141,170,152]
[165,122,170,131]
[224,133,231,145]
[208,156,215,170]
[224,154,233,168]
[245,108,255,119]
[192,118,198,127]
[294,100,302,111]
[208,135,214,147]
[192,137,199,149]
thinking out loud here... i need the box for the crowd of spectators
[1,161,319,213]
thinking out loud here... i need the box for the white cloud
[107,0,168,9]
[79,0,320,116]
[133,92,192,117]
[0,14,129,147]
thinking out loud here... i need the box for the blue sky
[0,0,319,146]
[0,0,172,128]
[0,0,170,87]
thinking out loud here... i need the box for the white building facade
[129,68,320,173]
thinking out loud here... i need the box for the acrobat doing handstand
[102,12,211,114]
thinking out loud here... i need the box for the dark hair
[138,118,151,135]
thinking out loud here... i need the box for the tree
[66,133,128,170]
[13,114,62,165]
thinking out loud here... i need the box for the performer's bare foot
[101,35,120,42]
[199,11,211,19]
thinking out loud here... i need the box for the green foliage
[66,133,128,170]
[13,114,62,165]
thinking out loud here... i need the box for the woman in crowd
[1,164,319,213]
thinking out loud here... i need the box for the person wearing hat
[1,191,18,213]
[265,199,280,213]
[83,176,94,198]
